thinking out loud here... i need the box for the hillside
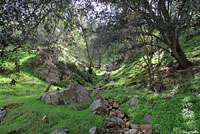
[0,35,200,134]
[0,1,200,134]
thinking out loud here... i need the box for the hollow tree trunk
[170,39,192,69]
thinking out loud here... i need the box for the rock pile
[89,98,159,134]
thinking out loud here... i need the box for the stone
[120,97,127,104]
[123,117,129,122]
[108,99,114,103]
[0,109,6,120]
[51,129,69,134]
[35,67,60,85]
[116,110,122,114]
[124,129,138,134]
[117,113,124,118]
[124,128,129,131]
[89,99,108,113]
[38,83,90,105]
[110,111,117,116]
[139,124,151,131]
[105,117,125,127]
[113,102,119,109]
[26,90,33,94]
[105,121,117,128]
[129,98,139,106]
[109,84,114,89]
[112,117,125,126]
[105,63,120,72]
[71,105,83,111]
[108,106,113,110]
[130,124,139,129]
[117,117,125,126]
[126,122,131,128]
[154,129,160,134]
[5,95,9,99]
[89,127,97,134]
[93,111,100,115]
[144,114,152,124]
[144,129,153,134]
[34,48,61,85]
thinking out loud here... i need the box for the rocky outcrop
[38,83,90,105]
[34,48,92,85]
[34,48,63,85]
[34,67,60,85]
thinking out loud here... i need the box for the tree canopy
[0,0,200,69]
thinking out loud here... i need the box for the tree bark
[45,82,52,93]
[170,39,192,69]
[98,53,102,68]
[161,28,193,69]
[82,28,93,74]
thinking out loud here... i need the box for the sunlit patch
[181,130,198,134]
[170,85,179,96]
[182,108,195,121]
[182,97,191,103]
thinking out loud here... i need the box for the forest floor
[0,36,200,134]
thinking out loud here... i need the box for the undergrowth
[100,36,200,134]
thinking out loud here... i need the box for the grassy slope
[0,35,200,134]
[101,36,200,134]
[0,54,103,134]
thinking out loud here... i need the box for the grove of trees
[0,0,200,71]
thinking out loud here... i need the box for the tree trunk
[45,82,52,93]
[98,53,102,68]
[170,39,192,69]
[82,29,93,74]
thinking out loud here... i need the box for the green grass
[180,34,200,62]
[101,74,200,134]
[0,34,200,134]
[0,96,103,134]
[0,53,104,134]
[99,35,200,134]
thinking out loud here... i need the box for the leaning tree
[99,0,200,69]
